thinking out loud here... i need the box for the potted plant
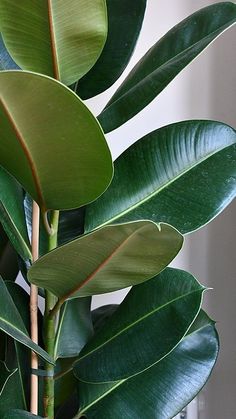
[0,1,235,418]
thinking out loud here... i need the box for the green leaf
[3,282,44,413]
[0,0,108,85]
[0,225,19,281]
[54,359,77,410]
[0,71,113,215]
[28,221,183,299]
[98,2,236,132]
[24,194,85,255]
[0,167,31,261]
[0,361,16,396]
[85,121,236,234]
[0,366,26,417]
[92,305,118,334]
[77,0,147,99]
[0,34,19,70]
[3,410,43,418]
[0,277,53,364]
[58,208,85,246]
[74,268,204,383]
[54,298,93,360]
[77,310,218,418]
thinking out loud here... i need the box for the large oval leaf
[77,0,147,99]
[0,167,31,261]
[77,311,218,418]
[0,34,19,71]
[0,71,113,215]
[85,121,236,234]
[74,268,204,382]
[0,277,53,364]
[54,298,93,360]
[0,0,107,85]
[28,221,183,299]
[98,2,236,132]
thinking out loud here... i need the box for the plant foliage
[0,1,235,418]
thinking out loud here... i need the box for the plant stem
[43,210,59,419]
[30,201,40,415]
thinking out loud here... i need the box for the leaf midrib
[47,0,60,80]
[94,132,235,229]
[55,223,151,300]
[102,19,236,113]
[0,96,45,210]
[78,320,210,415]
[78,286,203,362]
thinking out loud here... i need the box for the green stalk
[43,210,59,419]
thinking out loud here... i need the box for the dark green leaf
[3,410,43,418]
[4,282,43,413]
[23,195,85,257]
[0,167,31,261]
[54,298,93,360]
[0,225,19,281]
[98,2,236,132]
[85,121,236,234]
[0,277,53,364]
[74,268,204,382]
[0,365,26,417]
[28,221,183,299]
[58,208,85,246]
[0,71,113,215]
[77,0,147,99]
[92,305,119,333]
[54,358,77,410]
[77,311,218,418]
[0,361,16,396]
[0,34,19,70]
[55,392,79,419]
[0,0,107,85]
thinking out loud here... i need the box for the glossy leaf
[92,305,119,333]
[0,283,30,417]
[0,225,19,281]
[0,363,26,417]
[0,34,19,70]
[5,282,33,411]
[54,358,78,410]
[77,311,218,418]
[58,208,85,246]
[98,2,236,132]
[4,410,43,418]
[74,268,204,382]
[85,121,236,234]
[28,221,183,299]
[54,298,93,360]
[0,167,31,261]
[24,194,85,257]
[0,71,113,215]
[0,277,53,364]
[0,0,108,85]
[77,0,147,99]
[0,361,16,396]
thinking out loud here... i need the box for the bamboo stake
[30,201,40,415]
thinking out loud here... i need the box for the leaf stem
[30,201,40,415]
[43,210,59,419]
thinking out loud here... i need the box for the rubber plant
[0,1,235,418]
